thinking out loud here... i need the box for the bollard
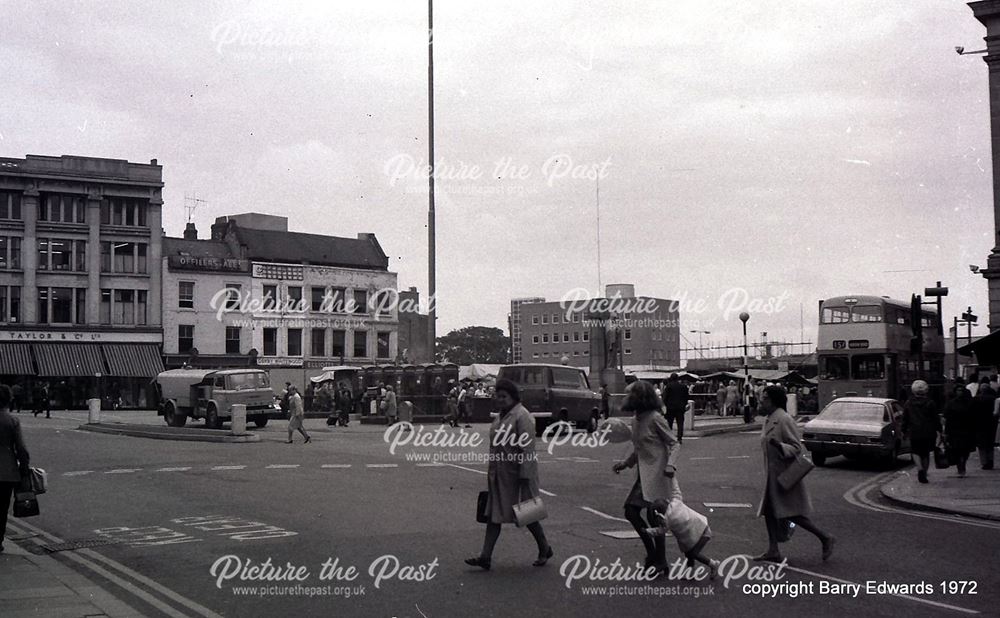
[685,400,695,431]
[87,398,101,424]
[787,393,798,417]
[230,403,247,435]
[400,400,414,424]
[370,399,378,416]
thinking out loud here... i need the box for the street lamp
[739,312,750,409]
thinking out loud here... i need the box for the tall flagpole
[427,0,437,361]
[596,174,602,295]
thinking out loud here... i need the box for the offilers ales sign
[169,256,250,272]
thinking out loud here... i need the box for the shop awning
[957,329,1000,366]
[102,344,164,378]
[0,344,35,376]
[32,344,105,377]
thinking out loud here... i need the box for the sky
[1,0,996,355]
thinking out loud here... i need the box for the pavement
[879,451,1000,521]
[0,536,141,617]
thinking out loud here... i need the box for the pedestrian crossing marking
[366,464,398,468]
[599,530,642,539]
[155,467,191,472]
[690,456,715,460]
[703,502,753,508]
[580,506,630,523]
[62,471,94,476]
[211,465,246,470]
[265,464,300,469]
[105,469,142,474]
[321,464,352,468]
[726,456,751,459]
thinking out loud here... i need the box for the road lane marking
[322,464,352,468]
[415,463,444,467]
[770,558,980,615]
[366,464,398,468]
[539,489,557,497]
[690,457,715,461]
[265,464,300,469]
[105,469,142,474]
[63,471,94,476]
[444,463,487,475]
[155,467,191,472]
[726,455,751,459]
[211,465,246,470]
[703,502,753,508]
[580,506,630,523]
[7,520,224,618]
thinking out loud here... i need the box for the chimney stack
[183,222,198,240]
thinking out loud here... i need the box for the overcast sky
[2,0,995,352]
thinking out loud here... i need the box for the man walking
[335,382,353,427]
[663,374,689,444]
[381,385,398,426]
[286,385,311,444]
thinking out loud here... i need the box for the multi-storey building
[509,284,680,370]
[509,297,545,363]
[162,213,398,387]
[0,154,164,407]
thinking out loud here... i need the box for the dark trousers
[624,505,665,566]
[666,408,685,442]
[0,481,16,550]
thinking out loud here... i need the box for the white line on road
[265,464,301,469]
[155,467,191,472]
[366,464,398,468]
[62,470,94,476]
[211,465,246,470]
[703,502,753,508]
[321,464,352,468]
[415,463,444,467]
[580,506,630,523]
[539,489,557,497]
[444,463,487,475]
[727,455,751,459]
[105,469,142,474]
[690,457,715,461]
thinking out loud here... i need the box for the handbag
[777,453,815,491]
[512,496,548,527]
[933,436,950,469]
[776,519,796,543]
[28,467,48,495]
[13,490,40,518]
[476,491,489,524]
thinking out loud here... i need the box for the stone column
[148,197,163,329]
[21,188,38,324]
[86,193,102,324]
[971,0,1000,331]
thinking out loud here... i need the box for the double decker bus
[816,295,945,410]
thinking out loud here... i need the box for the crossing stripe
[321,464,352,468]
[63,471,94,476]
[105,469,142,474]
[415,463,444,467]
[366,464,398,468]
[580,506,630,523]
[539,489,557,497]
[211,465,246,470]
[265,464,300,469]
[155,467,191,472]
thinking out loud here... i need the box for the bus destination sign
[848,339,870,349]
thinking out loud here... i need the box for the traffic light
[910,294,923,355]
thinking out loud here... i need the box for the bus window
[921,314,935,328]
[820,356,849,380]
[851,355,885,380]
[889,307,909,326]
[821,306,850,324]
[852,305,883,323]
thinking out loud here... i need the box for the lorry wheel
[164,401,186,428]
[254,418,269,428]
[585,411,599,434]
[812,453,827,467]
[206,404,222,430]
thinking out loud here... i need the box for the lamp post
[739,311,750,383]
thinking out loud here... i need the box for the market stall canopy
[626,369,699,382]
[701,369,812,386]
[459,364,503,382]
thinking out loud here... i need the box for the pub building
[0,154,165,408]
[162,213,400,388]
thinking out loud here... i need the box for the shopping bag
[777,454,815,490]
[13,491,40,518]
[933,437,950,469]
[476,491,489,524]
[29,467,48,495]
[512,497,548,527]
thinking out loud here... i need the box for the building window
[377,332,390,359]
[287,286,302,311]
[624,329,632,341]
[39,193,85,223]
[50,239,72,271]
[573,332,580,342]
[311,328,326,357]
[136,290,147,325]
[552,313,560,324]
[224,284,241,311]
[263,328,278,356]
[178,282,194,309]
[0,286,20,323]
[0,237,22,269]
[541,314,548,324]
[311,287,326,312]
[100,242,111,272]
[532,335,540,344]
[74,240,85,271]
[113,242,135,273]
[137,244,147,274]
[353,290,367,314]
[100,290,111,324]
[114,290,135,324]
[373,291,392,317]
[263,285,278,311]
[583,331,589,342]
[331,330,346,357]
[624,348,632,355]
[226,326,241,354]
[532,353,539,358]
[563,332,569,342]
[0,191,21,220]
[353,330,367,357]
[532,315,539,325]
[572,313,579,323]
[287,328,302,357]
[37,239,48,271]
[542,333,549,343]
[102,196,148,227]
[178,325,195,353]
[75,289,86,324]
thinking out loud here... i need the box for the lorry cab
[156,368,279,429]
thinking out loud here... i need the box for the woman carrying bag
[754,385,834,563]
[1,384,31,553]
[466,379,552,570]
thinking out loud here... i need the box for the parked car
[496,364,602,436]
[801,397,910,467]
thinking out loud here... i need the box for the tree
[436,326,510,364]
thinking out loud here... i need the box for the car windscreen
[820,402,886,423]
[229,373,268,390]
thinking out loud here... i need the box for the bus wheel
[206,404,222,430]
[164,401,186,428]
[812,453,827,467]
[254,417,269,428]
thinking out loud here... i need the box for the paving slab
[880,451,1000,521]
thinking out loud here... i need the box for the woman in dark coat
[944,383,976,476]
[973,378,997,470]
[613,380,680,571]
[902,380,941,484]
[466,379,551,570]
[1,385,30,552]
[754,385,834,563]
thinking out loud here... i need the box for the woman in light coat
[286,386,311,444]
[755,385,834,562]
[613,380,679,570]
[466,379,551,570]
